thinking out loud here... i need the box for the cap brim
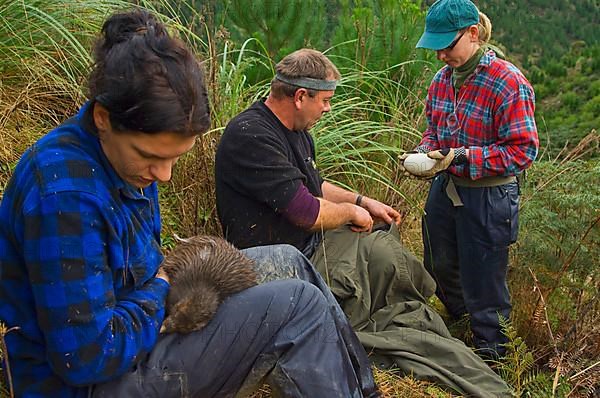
[416,30,459,50]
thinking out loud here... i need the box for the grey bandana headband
[275,73,338,91]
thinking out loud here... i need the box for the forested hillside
[190,0,599,156]
[475,0,598,68]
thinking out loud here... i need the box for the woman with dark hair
[0,9,379,397]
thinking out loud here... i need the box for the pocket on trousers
[507,183,520,244]
[489,183,519,247]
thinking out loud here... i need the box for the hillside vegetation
[0,0,598,397]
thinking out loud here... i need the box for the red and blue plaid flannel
[418,51,539,179]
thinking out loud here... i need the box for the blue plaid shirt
[0,102,169,397]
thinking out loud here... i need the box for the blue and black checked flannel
[0,102,169,397]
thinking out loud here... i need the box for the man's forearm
[309,198,356,231]
[321,180,402,226]
[322,181,360,205]
[309,197,373,233]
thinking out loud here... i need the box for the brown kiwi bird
[159,235,258,334]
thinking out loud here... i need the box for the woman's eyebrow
[134,145,168,159]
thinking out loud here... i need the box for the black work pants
[422,174,519,358]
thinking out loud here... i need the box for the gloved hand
[398,151,417,176]
[409,148,454,178]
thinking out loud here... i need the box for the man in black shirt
[216,48,401,257]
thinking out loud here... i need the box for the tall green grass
[1,1,598,397]
[0,0,131,101]
[312,63,426,209]
[0,0,129,198]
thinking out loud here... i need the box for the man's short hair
[271,48,341,99]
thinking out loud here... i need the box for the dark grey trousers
[423,174,519,358]
[92,244,379,398]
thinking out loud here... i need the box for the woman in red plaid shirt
[403,0,539,360]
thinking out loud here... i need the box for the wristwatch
[452,147,468,165]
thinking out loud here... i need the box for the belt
[445,174,517,207]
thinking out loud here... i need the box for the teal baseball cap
[416,0,480,50]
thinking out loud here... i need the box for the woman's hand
[155,269,170,284]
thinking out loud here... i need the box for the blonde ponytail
[477,12,492,43]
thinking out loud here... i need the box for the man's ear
[293,88,308,110]
[93,102,111,135]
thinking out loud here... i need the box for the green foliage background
[0,0,598,396]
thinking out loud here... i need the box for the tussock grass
[0,0,131,109]
[312,60,428,211]
[0,0,131,199]
[1,1,599,397]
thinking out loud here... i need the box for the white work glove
[398,151,417,176]
[423,148,455,177]
[408,148,464,179]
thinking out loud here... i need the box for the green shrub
[510,154,600,397]
[582,95,600,115]
[560,92,581,112]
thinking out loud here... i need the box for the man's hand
[312,199,373,232]
[361,196,401,225]
[348,204,373,233]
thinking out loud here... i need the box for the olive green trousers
[311,224,511,398]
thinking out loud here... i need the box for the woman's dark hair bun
[99,9,164,55]
[87,8,210,136]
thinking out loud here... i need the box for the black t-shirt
[215,100,323,251]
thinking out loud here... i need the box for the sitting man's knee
[265,244,304,258]
[242,243,302,260]
[266,279,325,307]
[242,244,308,283]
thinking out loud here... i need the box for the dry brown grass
[159,129,223,245]
[0,66,83,199]
[246,367,455,398]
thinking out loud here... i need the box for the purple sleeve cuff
[280,184,320,229]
